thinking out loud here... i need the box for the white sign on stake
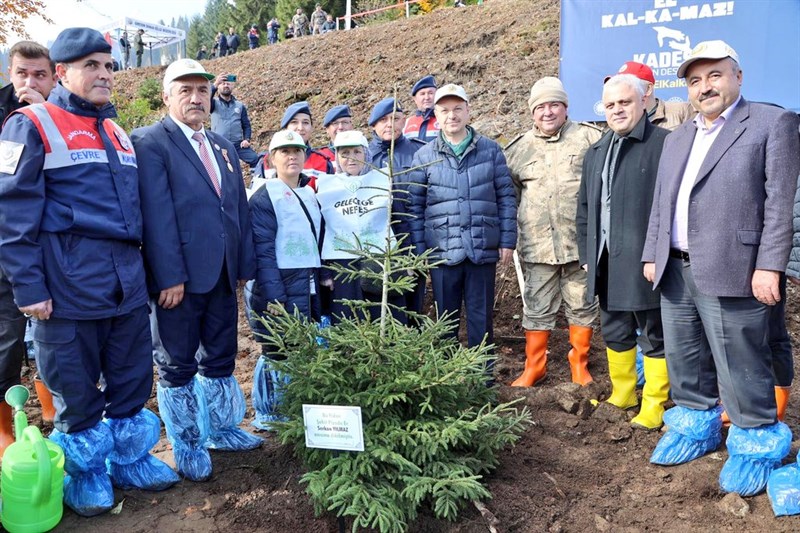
[303,404,365,452]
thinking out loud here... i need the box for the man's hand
[752,269,780,306]
[158,283,185,309]
[15,86,47,105]
[240,140,251,149]
[320,278,334,289]
[499,248,513,266]
[19,299,53,320]
[643,262,655,283]
[267,302,284,316]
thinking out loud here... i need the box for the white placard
[303,404,364,452]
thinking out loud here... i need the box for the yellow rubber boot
[776,386,790,421]
[511,330,550,387]
[605,347,638,409]
[0,401,14,460]
[567,325,594,386]
[631,357,670,429]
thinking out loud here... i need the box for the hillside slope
[114,0,559,149]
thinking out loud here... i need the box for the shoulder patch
[0,140,24,175]
[578,121,604,132]
[503,133,525,151]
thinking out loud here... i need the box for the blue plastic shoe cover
[316,314,331,347]
[104,409,180,491]
[197,374,263,451]
[720,422,792,497]
[252,356,291,431]
[49,422,115,517]
[157,379,213,481]
[650,405,723,465]
[635,344,645,387]
[768,462,800,516]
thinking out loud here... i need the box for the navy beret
[281,101,312,129]
[410,75,437,96]
[369,98,404,127]
[50,28,112,63]
[323,105,352,127]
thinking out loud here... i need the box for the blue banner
[560,0,800,121]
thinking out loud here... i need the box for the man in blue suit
[132,59,262,483]
[643,41,800,496]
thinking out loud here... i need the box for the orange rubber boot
[0,401,14,460]
[511,330,550,387]
[567,325,594,386]
[34,376,56,424]
[776,386,790,421]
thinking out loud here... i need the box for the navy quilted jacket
[406,129,517,265]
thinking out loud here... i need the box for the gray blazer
[642,98,800,297]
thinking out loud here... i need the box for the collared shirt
[671,95,741,250]
[171,113,223,186]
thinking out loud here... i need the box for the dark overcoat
[577,114,668,311]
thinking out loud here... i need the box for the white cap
[269,130,307,151]
[163,58,215,87]
[433,83,469,104]
[333,130,369,149]
[677,40,739,78]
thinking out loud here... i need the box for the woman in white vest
[245,130,322,430]
[316,130,407,323]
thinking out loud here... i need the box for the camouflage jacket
[506,119,601,265]
[650,98,695,131]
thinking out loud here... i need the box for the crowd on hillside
[2,20,800,523]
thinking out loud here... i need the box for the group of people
[118,28,145,69]
[1,23,800,518]
[291,4,337,38]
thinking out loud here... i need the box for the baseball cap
[433,84,469,105]
[269,130,308,151]
[677,40,739,78]
[163,59,215,87]
[604,61,655,84]
[333,130,369,149]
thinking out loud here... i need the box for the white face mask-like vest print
[264,179,322,269]
[316,170,395,260]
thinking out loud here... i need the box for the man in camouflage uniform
[606,61,694,131]
[505,77,602,387]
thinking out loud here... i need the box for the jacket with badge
[0,83,147,319]
[210,95,251,144]
[506,119,601,265]
[403,108,440,144]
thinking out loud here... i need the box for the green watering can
[1,385,64,533]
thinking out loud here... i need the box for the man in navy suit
[132,59,261,482]
[643,41,800,496]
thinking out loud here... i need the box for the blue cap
[369,98,404,127]
[323,105,352,127]
[281,101,312,129]
[50,28,112,63]
[410,75,437,96]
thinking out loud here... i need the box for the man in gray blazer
[642,41,800,496]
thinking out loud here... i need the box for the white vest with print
[264,179,321,269]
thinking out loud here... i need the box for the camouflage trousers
[519,260,598,331]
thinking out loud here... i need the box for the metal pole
[345,0,352,30]
[406,0,410,18]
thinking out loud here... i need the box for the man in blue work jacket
[0,28,179,517]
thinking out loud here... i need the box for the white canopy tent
[97,17,186,67]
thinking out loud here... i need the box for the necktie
[191,132,222,197]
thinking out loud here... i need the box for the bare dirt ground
[17,0,800,531]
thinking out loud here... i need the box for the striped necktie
[191,132,222,197]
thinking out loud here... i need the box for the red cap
[604,61,656,84]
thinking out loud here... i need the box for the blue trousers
[234,144,262,167]
[151,272,238,388]
[430,260,495,349]
[660,257,776,428]
[33,305,153,433]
